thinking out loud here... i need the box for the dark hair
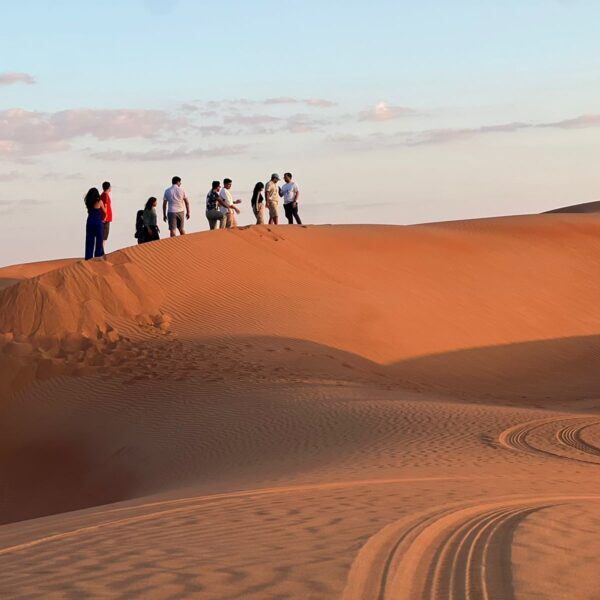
[223,178,232,185]
[84,187,100,213]
[102,181,111,191]
[251,181,265,206]
[172,176,181,185]
[145,196,157,211]
[284,172,292,179]
[211,180,221,190]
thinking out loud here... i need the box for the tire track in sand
[342,495,600,600]
[498,416,600,465]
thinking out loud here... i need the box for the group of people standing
[141,172,302,240]
[84,173,302,258]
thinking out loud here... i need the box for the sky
[1,0,600,266]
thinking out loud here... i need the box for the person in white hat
[265,173,282,225]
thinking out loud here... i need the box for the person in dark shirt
[206,180,225,230]
[84,187,106,260]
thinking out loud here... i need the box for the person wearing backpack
[142,197,160,242]
[206,180,225,230]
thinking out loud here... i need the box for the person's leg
[292,203,302,225]
[102,221,110,248]
[177,212,186,235]
[84,221,94,260]
[224,212,232,229]
[255,204,264,225]
[167,212,177,237]
[269,203,279,225]
[230,211,238,228]
[284,203,294,224]
[94,221,105,257]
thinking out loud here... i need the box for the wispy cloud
[331,112,600,149]
[92,144,246,161]
[263,97,337,108]
[0,198,47,215]
[0,72,36,86]
[0,170,21,181]
[0,107,189,158]
[359,101,415,122]
[223,113,281,126]
[538,114,600,129]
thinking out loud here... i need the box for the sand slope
[1,215,600,598]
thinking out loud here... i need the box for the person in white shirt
[219,178,241,228]
[162,176,190,237]
[281,172,302,225]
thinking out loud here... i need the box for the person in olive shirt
[142,197,160,242]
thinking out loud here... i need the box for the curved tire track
[342,495,600,600]
[498,417,600,465]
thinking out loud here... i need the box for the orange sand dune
[0,258,76,290]
[1,215,600,598]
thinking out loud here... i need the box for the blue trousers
[85,218,105,260]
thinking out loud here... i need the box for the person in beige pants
[265,173,282,225]
[220,178,241,227]
[251,182,265,224]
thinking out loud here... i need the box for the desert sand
[1,215,600,599]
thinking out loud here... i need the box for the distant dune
[1,216,600,598]
[544,200,600,213]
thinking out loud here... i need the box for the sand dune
[1,215,600,598]
[545,200,600,214]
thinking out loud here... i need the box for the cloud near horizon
[0,72,36,86]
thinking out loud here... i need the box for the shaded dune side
[545,200,600,214]
[1,333,599,523]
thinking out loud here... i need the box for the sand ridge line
[0,477,476,557]
[499,416,600,465]
[342,494,600,600]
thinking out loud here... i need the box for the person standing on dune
[251,182,265,224]
[281,172,302,225]
[99,181,112,249]
[84,187,106,260]
[206,180,226,230]
[219,178,242,228]
[163,176,190,237]
[265,173,282,225]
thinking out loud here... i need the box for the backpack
[134,210,146,243]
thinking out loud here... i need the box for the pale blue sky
[1,0,600,265]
